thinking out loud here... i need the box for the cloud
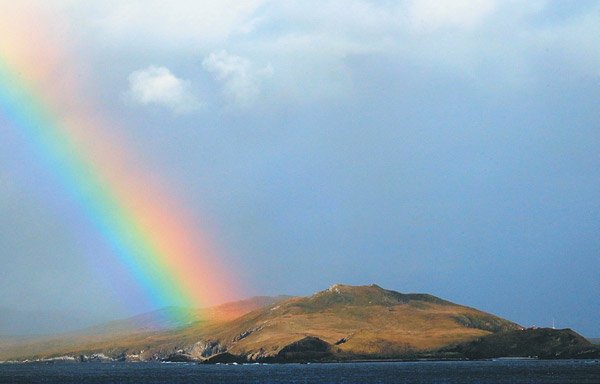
[82,0,267,50]
[125,66,200,113]
[407,0,497,31]
[63,0,600,103]
[202,50,272,107]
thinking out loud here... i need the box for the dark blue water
[0,360,599,384]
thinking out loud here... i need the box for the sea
[0,360,599,384]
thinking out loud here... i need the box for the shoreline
[3,357,600,365]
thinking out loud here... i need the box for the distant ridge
[0,295,291,360]
[0,308,111,336]
[73,295,293,336]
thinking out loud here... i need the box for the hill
[174,284,520,361]
[175,283,521,361]
[4,284,597,362]
[1,284,522,362]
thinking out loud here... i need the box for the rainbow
[0,7,238,314]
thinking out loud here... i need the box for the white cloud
[81,0,267,50]
[125,66,200,113]
[57,0,600,103]
[407,0,497,31]
[202,50,272,107]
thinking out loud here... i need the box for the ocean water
[0,360,599,384]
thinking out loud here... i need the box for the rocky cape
[2,284,598,363]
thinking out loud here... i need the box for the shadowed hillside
[448,328,600,359]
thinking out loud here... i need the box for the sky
[0,1,598,337]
